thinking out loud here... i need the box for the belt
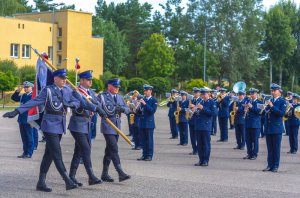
[108,114,120,119]
[73,113,90,118]
[45,110,66,116]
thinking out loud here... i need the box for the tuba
[230,81,246,125]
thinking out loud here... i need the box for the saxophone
[230,101,237,125]
[174,100,180,124]
[128,90,140,125]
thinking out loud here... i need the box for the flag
[27,55,54,129]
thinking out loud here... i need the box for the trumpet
[159,92,177,106]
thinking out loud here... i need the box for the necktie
[87,90,91,96]
[114,95,117,103]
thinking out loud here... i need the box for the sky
[27,0,300,14]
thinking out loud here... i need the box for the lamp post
[203,26,207,82]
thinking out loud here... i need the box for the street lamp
[51,3,64,65]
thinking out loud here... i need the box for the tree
[263,5,296,86]
[0,0,31,16]
[148,77,171,96]
[18,65,36,83]
[93,17,129,75]
[127,78,149,93]
[0,71,19,107]
[0,59,19,76]
[91,78,104,93]
[95,0,153,77]
[33,0,74,11]
[137,33,175,79]
[186,79,208,91]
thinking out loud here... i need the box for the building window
[48,46,53,60]
[18,24,20,29]
[57,54,62,65]
[58,28,62,37]
[50,27,52,32]
[58,41,62,51]
[22,44,31,58]
[22,24,25,29]
[10,44,19,58]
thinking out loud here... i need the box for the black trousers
[103,134,120,168]
[70,131,92,170]
[40,132,66,176]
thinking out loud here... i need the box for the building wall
[15,10,103,78]
[0,17,56,67]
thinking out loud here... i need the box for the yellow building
[0,10,103,78]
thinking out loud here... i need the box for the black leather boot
[101,161,114,182]
[115,164,131,182]
[36,173,52,192]
[61,171,78,190]
[87,167,102,185]
[69,169,83,187]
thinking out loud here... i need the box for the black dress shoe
[17,154,25,158]
[189,152,197,155]
[271,168,278,172]
[137,156,146,161]
[182,143,187,146]
[144,157,152,161]
[23,155,31,159]
[217,139,223,142]
[239,147,245,150]
[177,143,183,146]
[194,162,202,166]
[200,162,208,166]
[243,155,250,159]
[249,156,257,160]
[223,139,228,142]
[262,167,272,172]
[233,146,239,150]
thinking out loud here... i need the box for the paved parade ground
[0,108,300,198]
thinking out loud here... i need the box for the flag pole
[31,47,134,148]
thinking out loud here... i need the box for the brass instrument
[283,102,293,121]
[159,92,177,106]
[174,96,182,124]
[229,81,246,125]
[294,106,300,119]
[126,90,140,125]
[185,94,194,120]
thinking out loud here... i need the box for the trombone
[159,92,177,106]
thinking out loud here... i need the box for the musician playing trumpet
[287,94,300,154]
[167,89,179,139]
[188,87,202,155]
[284,91,293,136]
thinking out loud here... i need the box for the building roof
[14,9,92,16]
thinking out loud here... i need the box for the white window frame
[48,46,53,60]
[22,44,31,58]
[10,44,19,58]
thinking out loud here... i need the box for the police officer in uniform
[217,88,230,142]
[167,89,179,139]
[244,88,262,160]
[263,83,286,172]
[4,69,83,191]
[137,84,158,161]
[68,70,106,186]
[287,93,300,154]
[11,81,35,158]
[188,87,201,155]
[233,90,247,150]
[178,91,189,146]
[194,88,215,166]
[97,78,131,182]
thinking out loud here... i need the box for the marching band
[3,71,300,192]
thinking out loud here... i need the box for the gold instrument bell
[294,106,300,119]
